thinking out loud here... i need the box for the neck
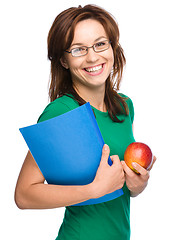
[74,84,107,112]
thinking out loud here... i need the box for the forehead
[72,19,108,45]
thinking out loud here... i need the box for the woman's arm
[15,145,125,209]
[14,151,93,209]
[121,161,150,197]
[122,124,156,197]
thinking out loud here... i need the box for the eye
[95,41,106,47]
[73,47,86,53]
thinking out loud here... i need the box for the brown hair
[47,4,128,122]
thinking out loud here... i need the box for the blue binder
[19,102,123,206]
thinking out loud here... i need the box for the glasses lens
[94,40,110,52]
[72,47,87,57]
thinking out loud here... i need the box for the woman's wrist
[129,182,148,197]
[87,182,98,199]
[88,181,105,199]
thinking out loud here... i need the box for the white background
[1,0,179,239]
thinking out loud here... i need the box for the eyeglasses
[65,40,111,57]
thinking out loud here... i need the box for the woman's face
[62,19,114,92]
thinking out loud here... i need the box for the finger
[121,161,134,175]
[153,155,157,163]
[100,144,110,165]
[147,155,157,171]
[132,162,149,177]
[111,155,124,169]
[110,155,120,164]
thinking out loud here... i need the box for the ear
[60,56,69,69]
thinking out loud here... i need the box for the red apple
[124,142,153,174]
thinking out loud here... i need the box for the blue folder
[19,102,123,206]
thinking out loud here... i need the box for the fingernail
[104,144,109,151]
[132,162,137,168]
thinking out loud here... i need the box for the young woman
[15,5,156,240]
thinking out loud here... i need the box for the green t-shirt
[38,93,135,240]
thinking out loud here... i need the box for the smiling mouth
[84,64,103,73]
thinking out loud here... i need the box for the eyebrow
[70,36,108,48]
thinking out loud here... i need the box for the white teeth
[85,64,103,72]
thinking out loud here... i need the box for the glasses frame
[65,40,111,57]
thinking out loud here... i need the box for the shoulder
[37,95,79,123]
[118,93,134,123]
[118,93,134,108]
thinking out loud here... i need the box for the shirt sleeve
[37,100,71,123]
[118,93,134,124]
[126,97,134,124]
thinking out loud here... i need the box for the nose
[85,47,99,63]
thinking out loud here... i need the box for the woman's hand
[121,156,156,197]
[91,144,125,199]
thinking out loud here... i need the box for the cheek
[107,53,114,72]
[110,49,115,65]
[68,59,84,73]
[64,53,83,71]
[68,60,85,81]
[105,48,114,67]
